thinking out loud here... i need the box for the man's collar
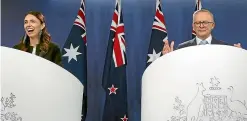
[196,35,212,45]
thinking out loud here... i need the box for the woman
[13,11,62,66]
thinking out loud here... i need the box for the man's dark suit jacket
[177,37,229,50]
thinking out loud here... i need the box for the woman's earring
[23,34,27,44]
[39,30,42,40]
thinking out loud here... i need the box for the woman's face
[24,14,45,38]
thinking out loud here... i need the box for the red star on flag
[121,115,128,121]
[108,84,118,95]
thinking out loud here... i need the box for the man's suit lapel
[211,37,219,44]
[190,38,197,46]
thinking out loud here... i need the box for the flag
[101,0,128,120]
[61,0,87,121]
[192,0,202,38]
[146,0,168,67]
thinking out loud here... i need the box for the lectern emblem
[1,93,22,121]
[169,76,247,121]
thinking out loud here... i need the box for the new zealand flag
[101,0,128,120]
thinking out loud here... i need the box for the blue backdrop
[2,0,247,121]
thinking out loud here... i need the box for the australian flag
[146,0,168,67]
[61,0,87,121]
[192,0,202,38]
[101,0,128,121]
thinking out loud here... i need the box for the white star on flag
[108,84,118,95]
[63,43,82,63]
[147,49,161,63]
[162,36,168,42]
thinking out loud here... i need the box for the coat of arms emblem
[169,76,247,121]
[1,93,22,121]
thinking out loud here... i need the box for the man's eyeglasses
[194,21,214,26]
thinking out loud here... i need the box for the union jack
[73,0,86,43]
[110,0,126,67]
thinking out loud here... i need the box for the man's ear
[211,22,215,29]
[192,23,195,31]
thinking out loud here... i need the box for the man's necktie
[199,40,209,45]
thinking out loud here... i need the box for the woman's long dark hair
[19,11,51,53]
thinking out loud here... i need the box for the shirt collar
[196,35,212,45]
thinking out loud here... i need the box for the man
[162,9,242,54]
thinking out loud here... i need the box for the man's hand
[234,43,242,48]
[162,40,174,55]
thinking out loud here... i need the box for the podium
[1,46,84,121]
[141,45,247,121]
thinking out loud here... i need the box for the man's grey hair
[193,9,215,23]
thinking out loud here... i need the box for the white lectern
[142,45,247,121]
[1,46,84,121]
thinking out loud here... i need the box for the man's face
[193,12,215,39]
